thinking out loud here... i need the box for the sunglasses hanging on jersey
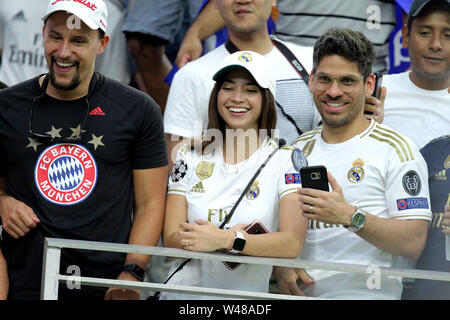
[28,94,90,144]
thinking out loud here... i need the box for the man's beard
[49,58,81,91]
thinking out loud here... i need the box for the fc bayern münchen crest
[34,144,97,206]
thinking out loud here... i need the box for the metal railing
[41,237,450,300]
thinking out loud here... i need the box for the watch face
[233,238,246,251]
[354,212,366,227]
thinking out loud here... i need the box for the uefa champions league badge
[291,148,308,172]
[34,144,97,206]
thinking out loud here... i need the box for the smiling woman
[204,51,277,163]
[160,51,308,300]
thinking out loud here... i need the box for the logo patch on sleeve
[291,148,308,172]
[402,170,421,196]
[34,144,97,206]
[285,173,301,184]
[396,197,429,211]
[171,159,188,183]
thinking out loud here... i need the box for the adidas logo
[434,169,447,181]
[191,181,205,193]
[12,10,27,22]
[89,106,106,116]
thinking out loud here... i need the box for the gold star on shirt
[46,126,63,139]
[70,124,87,138]
[88,134,105,150]
[26,137,43,152]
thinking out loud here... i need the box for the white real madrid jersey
[292,119,431,299]
[162,138,303,300]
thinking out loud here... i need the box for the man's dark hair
[313,28,376,79]
[0,81,7,89]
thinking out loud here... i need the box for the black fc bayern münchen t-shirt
[0,73,167,299]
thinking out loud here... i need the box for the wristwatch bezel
[348,208,366,232]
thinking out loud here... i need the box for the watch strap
[121,264,145,282]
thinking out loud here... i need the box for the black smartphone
[223,221,269,271]
[300,165,329,191]
[372,71,383,98]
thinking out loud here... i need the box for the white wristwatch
[229,231,246,253]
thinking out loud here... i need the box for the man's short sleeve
[278,146,305,199]
[132,97,168,169]
[385,145,432,221]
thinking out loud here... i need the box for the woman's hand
[178,219,235,252]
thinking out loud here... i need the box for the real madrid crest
[238,52,253,63]
[195,161,214,180]
[34,144,97,206]
[347,158,365,183]
[246,180,260,200]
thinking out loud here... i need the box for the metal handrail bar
[45,238,450,281]
[41,238,450,300]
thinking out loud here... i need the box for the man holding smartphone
[275,28,432,299]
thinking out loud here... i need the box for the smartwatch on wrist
[229,231,246,253]
[346,208,366,232]
[121,264,145,282]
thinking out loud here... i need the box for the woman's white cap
[213,51,276,97]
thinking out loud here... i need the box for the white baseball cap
[213,51,276,97]
[42,0,108,32]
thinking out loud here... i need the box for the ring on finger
[310,205,313,214]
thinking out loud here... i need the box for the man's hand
[274,267,314,296]
[299,171,355,227]
[364,86,386,124]
[175,32,203,69]
[0,195,40,239]
[104,271,141,300]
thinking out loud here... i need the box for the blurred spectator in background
[0,0,48,86]
[175,0,397,74]
[122,0,204,111]
[95,0,132,85]
[383,0,450,150]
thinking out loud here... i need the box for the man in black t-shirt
[0,0,168,300]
